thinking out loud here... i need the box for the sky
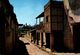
[9,0,48,26]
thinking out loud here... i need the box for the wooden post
[36,19,37,25]
[39,18,40,24]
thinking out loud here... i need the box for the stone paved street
[19,37,49,55]
[19,37,80,55]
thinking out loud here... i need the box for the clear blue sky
[9,0,48,26]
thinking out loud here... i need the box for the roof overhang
[36,12,44,19]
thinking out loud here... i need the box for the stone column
[36,32,38,45]
[50,31,54,52]
[43,32,46,47]
[40,32,41,47]
[41,32,43,47]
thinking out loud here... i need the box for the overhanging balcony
[36,12,44,30]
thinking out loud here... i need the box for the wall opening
[45,33,50,48]
[53,30,64,52]
[73,23,80,52]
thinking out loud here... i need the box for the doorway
[36,32,40,45]
[46,33,50,48]
[53,30,64,52]
[73,23,80,52]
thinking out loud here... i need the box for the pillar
[40,32,43,47]
[43,32,46,46]
[36,19,37,24]
[50,31,54,52]
[36,32,38,45]
[40,32,41,46]
[39,18,40,24]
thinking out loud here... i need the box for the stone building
[36,0,67,52]
[35,0,80,52]
[0,0,18,55]
[64,0,80,52]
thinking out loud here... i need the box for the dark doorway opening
[46,33,50,48]
[36,32,40,45]
[53,30,64,52]
[73,23,80,52]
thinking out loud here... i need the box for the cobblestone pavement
[19,37,49,55]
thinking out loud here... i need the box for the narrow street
[19,37,49,55]
[1,0,80,55]
[19,37,80,55]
